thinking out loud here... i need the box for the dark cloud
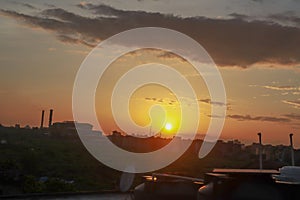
[227,114,290,122]
[283,113,300,120]
[145,97,157,101]
[1,4,300,68]
[269,12,300,27]
[0,9,99,46]
[157,51,187,62]
[198,98,227,106]
[251,0,264,3]
[77,3,121,16]
[0,9,72,33]
[207,114,225,119]
[56,34,95,47]
[144,97,177,105]
[44,3,56,8]
[20,3,37,10]
[229,13,250,20]
[11,1,38,10]
[198,99,211,104]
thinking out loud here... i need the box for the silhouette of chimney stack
[48,109,53,127]
[40,110,45,129]
[290,133,295,166]
[257,132,263,170]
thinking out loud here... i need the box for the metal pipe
[258,133,263,170]
[290,133,295,166]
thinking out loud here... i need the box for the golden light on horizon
[94,49,211,136]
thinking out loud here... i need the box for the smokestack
[48,109,53,127]
[258,132,263,170]
[40,110,45,129]
[290,133,295,166]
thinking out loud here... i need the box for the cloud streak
[20,3,37,10]
[282,100,300,109]
[250,85,300,95]
[145,97,177,105]
[269,11,300,27]
[227,114,290,122]
[198,98,227,107]
[283,113,300,121]
[1,3,300,68]
[262,85,300,91]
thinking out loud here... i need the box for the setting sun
[165,123,173,131]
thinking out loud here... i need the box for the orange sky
[0,0,299,147]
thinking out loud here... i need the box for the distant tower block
[40,110,45,129]
[48,109,53,127]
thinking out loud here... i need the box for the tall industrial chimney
[40,110,45,129]
[290,133,295,166]
[48,109,53,127]
[257,132,263,170]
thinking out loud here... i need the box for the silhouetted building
[50,121,93,136]
[52,121,93,130]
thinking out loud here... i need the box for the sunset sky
[0,0,300,147]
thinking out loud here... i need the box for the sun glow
[165,123,173,131]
